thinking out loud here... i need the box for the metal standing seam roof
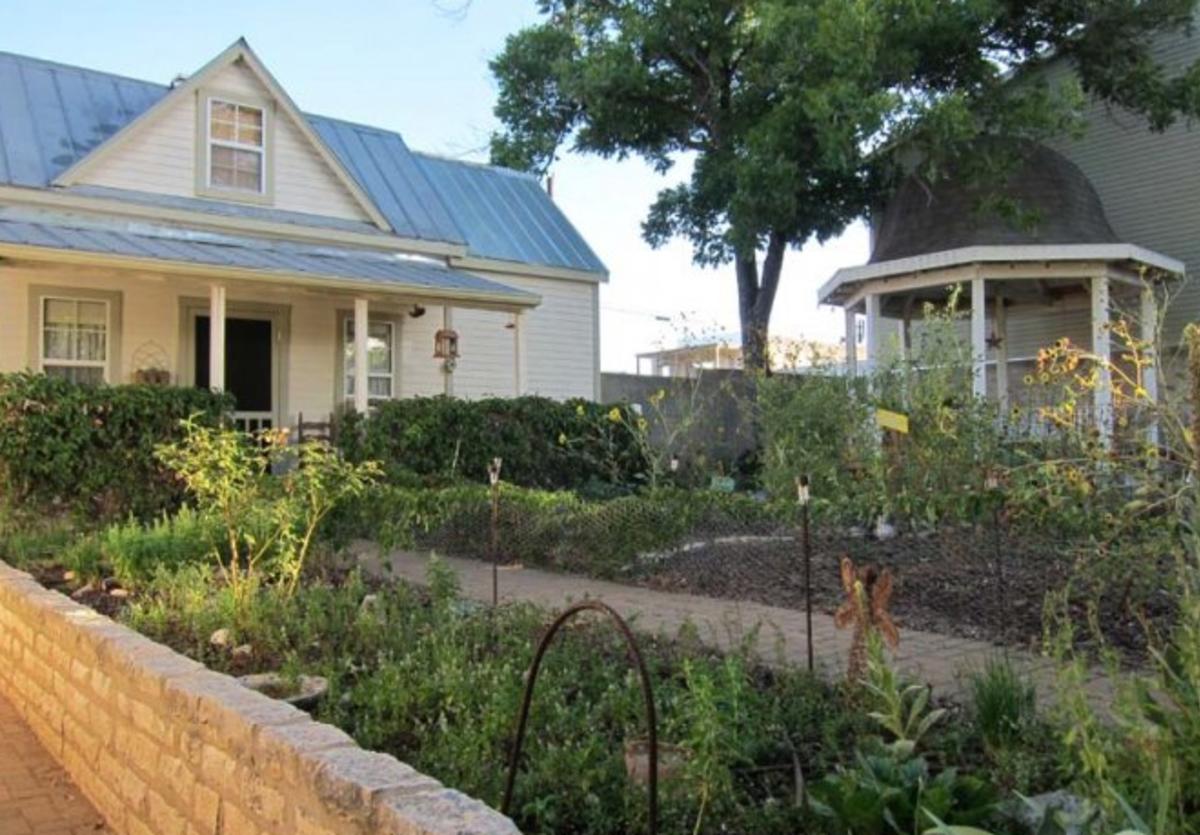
[0,216,540,304]
[0,49,606,276]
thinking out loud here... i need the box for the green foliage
[98,507,220,588]
[0,372,231,519]
[125,561,849,835]
[863,636,948,760]
[337,395,648,490]
[966,657,1037,754]
[490,0,1200,366]
[335,482,793,577]
[155,419,379,610]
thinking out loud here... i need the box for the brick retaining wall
[0,560,519,835]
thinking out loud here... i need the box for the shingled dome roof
[870,142,1118,264]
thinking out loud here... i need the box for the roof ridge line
[413,150,541,183]
[0,49,166,90]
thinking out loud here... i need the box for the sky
[0,0,868,372]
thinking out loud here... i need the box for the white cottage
[0,40,606,430]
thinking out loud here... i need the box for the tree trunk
[735,233,787,372]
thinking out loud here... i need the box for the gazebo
[819,142,1183,440]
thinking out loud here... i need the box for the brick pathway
[370,547,1115,705]
[0,693,109,835]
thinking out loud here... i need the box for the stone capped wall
[0,560,519,835]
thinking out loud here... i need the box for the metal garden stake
[796,474,814,672]
[501,600,659,834]
[488,457,502,607]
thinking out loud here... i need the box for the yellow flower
[607,407,622,423]
[637,418,648,432]
[557,432,567,445]
[576,404,585,416]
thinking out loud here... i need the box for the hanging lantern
[434,328,460,360]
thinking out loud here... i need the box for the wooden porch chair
[296,412,336,445]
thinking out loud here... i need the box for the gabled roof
[0,45,607,276]
[416,153,607,275]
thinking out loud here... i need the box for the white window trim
[39,295,111,381]
[206,97,266,194]
[342,317,396,404]
[194,89,274,205]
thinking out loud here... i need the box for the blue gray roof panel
[416,153,607,274]
[0,216,538,302]
[0,50,605,275]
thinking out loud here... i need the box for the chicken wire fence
[405,487,1175,660]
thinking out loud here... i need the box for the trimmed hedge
[337,395,649,490]
[334,483,793,577]
[0,373,231,518]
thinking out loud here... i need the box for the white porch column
[865,294,882,373]
[844,307,858,377]
[208,283,226,392]
[995,293,1009,414]
[1141,284,1160,445]
[353,297,369,414]
[971,276,987,399]
[513,309,528,396]
[1092,276,1113,444]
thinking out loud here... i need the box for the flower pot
[623,738,689,786]
[237,672,328,711]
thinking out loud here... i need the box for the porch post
[865,293,882,374]
[1141,283,1160,445]
[513,309,528,396]
[1092,275,1113,444]
[843,307,858,377]
[353,297,369,414]
[208,284,226,392]
[971,276,987,399]
[995,293,1009,414]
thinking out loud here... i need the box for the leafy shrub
[335,483,793,577]
[0,372,231,519]
[155,420,380,610]
[336,395,648,490]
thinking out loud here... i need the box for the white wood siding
[76,62,372,222]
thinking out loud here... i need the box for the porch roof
[0,216,540,307]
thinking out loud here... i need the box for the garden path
[366,547,1117,707]
[0,692,110,835]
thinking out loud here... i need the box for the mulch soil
[629,526,1176,659]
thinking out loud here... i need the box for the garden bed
[626,526,1174,660]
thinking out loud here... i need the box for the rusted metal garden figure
[834,556,899,682]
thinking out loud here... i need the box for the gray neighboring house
[821,24,1200,437]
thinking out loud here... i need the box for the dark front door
[194,316,273,413]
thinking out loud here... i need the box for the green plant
[155,419,379,611]
[966,657,1037,753]
[99,506,220,587]
[0,372,230,519]
[863,634,947,760]
[337,395,648,490]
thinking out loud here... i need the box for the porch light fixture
[434,328,460,361]
[409,304,426,318]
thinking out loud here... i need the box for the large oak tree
[490,0,1200,369]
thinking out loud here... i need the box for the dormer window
[205,98,266,194]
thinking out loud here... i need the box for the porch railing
[232,411,274,434]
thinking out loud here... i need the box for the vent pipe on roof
[546,173,554,200]
[169,74,188,89]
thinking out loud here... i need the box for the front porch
[0,215,540,431]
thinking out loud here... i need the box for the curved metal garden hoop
[500,600,659,834]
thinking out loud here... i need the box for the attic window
[207,99,265,193]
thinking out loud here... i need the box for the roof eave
[819,243,1185,306]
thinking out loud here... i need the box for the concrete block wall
[0,560,519,835]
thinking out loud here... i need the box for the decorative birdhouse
[433,328,460,360]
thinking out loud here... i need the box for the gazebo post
[995,293,1008,416]
[1141,283,1160,445]
[844,306,858,377]
[970,276,987,399]
[865,294,882,375]
[1091,275,1113,444]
